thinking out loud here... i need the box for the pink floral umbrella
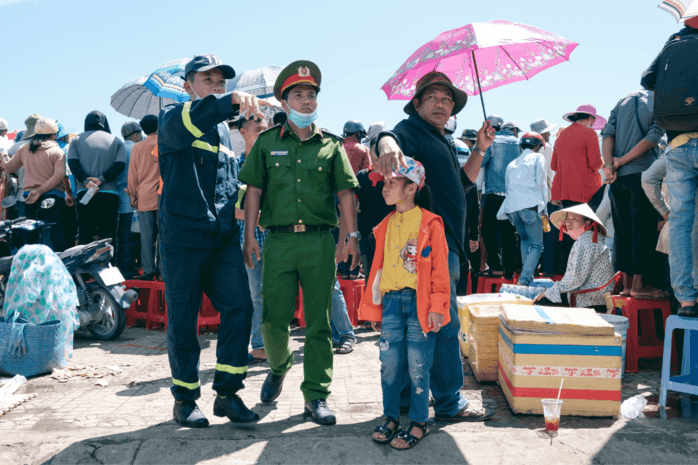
[382,20,579,118]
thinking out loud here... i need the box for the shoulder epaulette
[321,129,344,143]
[259,123,282,135]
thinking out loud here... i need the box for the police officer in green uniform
[239,60,359,425]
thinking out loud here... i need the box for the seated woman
[534,204,614,313]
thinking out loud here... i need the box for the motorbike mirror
[1,195,17,208]
[40,198,56,209]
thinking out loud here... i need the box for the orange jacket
[359,208,451,333]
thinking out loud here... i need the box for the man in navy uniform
[158,54,270,427]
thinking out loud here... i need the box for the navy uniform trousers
[160,241,253,403]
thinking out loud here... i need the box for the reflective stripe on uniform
[192,140,219,153]
[172,378,200,390]
[215,363,248,375]
[182,101,204,138]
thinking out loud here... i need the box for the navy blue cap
[184,54,235,79]
[460,129,477,141]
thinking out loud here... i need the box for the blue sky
[0,0,684,139]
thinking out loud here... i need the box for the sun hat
[366,121,387,143]
[530,118,557,135]
[404,71,467,116]
[184,54,235,80]
[0,119,7,131]
[20,114,42,140]
[393,156,426,189]
[33,118,59,136]
[687,16,698,29]
[562,104,607,130]
[550,203,607,240]
[501,121,520,132]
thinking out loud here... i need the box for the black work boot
[304,399,337,425]
[261,372,287,403]
[173,401,209,428]
[213,394,260,423]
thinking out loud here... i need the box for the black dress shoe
[173,401,209,428]
[213,394,260,423]
[261,372,286,403]
[678,306,698,317]
[303,399,336,425]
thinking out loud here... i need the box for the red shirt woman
[551,104,606,205]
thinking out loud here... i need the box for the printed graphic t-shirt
[380,206,423,293]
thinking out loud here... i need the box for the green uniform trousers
[261,230,336,402]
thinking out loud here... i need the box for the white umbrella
[659,0,698,22]
[110,76,177,120]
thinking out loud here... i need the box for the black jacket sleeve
[67,158,88,184]
[102,161,125,183]
[465,186,480,242]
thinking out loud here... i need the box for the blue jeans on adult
[244,250,264,351]
[380,289,436,423]
[330,279,356,346]
[540,202,561,275]
[666,138,698,303]
[507,208,544,286]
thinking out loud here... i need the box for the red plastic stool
[476,276,515,294]
[552,275,564,282]
[612,296,679,373]
[145,283,167,331]
[124,280,165,328]
[465,272,473,295]
[197,294,221,334]
[338,278,365,326]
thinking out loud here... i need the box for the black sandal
[372,417,400,444]
[391,421,429,450]
[335,338,355,355]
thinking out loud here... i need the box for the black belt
[268,224,333,233]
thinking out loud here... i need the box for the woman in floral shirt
[534,204,614,313]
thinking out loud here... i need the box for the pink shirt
[3,140,65,195]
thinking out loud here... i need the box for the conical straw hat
[550,203,607,237]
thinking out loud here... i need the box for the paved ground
[1,324,697,464]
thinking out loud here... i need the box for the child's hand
[371,321,381,332]
[428,313,444,333]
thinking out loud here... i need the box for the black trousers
[160,241,253,402]
[482,194,517,277]
[76,192,119,246]
[25,194,67,252]
[610,174,661,277]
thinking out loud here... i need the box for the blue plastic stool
[659,315,698,407]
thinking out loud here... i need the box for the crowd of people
[0,16,696,450]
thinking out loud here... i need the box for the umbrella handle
[471,51,487,121]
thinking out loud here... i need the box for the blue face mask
[287,107,318,129]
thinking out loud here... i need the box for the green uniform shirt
[238,123,359,228]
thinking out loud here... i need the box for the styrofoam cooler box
[456,294,532,357]
[498,304,622,417]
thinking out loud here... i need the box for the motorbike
[0,199,138,340]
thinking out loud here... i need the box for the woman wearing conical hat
[534,204,614,312]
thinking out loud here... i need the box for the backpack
[653,34,698,132]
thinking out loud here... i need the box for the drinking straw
[556,378,564,404]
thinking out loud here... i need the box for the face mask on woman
[566,225,588,241]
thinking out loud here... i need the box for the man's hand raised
[376,136,408,180]
[232,91,272,122]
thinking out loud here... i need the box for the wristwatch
[347,231,361,240]
[472,145,486,156]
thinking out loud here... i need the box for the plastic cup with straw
[541,379,564,439]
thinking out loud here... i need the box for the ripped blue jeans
[379,289,436,423]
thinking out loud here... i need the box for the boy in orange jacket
[359,157,450,451]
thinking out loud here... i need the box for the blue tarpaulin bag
[0,315,64,377]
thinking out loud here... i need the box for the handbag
[0,313,64,377]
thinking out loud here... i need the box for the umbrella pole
[471,51,487,120]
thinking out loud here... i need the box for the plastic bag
[2,245,79,364]
[500,284,548,301]
[131,211,140,233]
[620,394,648,419]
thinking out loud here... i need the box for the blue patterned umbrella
[110,76,177,119]
[143,58,191,103]
[225,66,282,98]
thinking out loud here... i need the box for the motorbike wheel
[88,287,126,341]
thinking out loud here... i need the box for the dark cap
[460,129,477,141]
[121,121,142,139]
[404,71,467,116]
[184,54,235,80]
[274,60,321,101]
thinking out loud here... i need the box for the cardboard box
[498,305,621,417]
[467,305,502,382]
[456,294,532,357]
